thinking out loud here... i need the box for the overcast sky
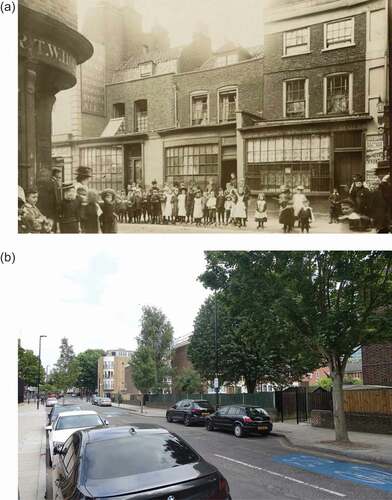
[78,0,264,50]
[17,242,209,371]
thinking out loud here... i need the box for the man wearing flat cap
[38,165,62,232]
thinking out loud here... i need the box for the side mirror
[45,425,52,431]
[53,444,65,455]
[104,419,109,426]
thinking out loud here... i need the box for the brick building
[238,0,388,202]
[362,343,392,386]
[172,335,193,375]
[97,348,133,398]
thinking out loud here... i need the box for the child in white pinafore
[163,187,173,224]
[233,189,247,227]
[177,188,187,223]
[255,192,268,229]
[193,191,204,227]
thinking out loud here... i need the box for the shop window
[325,73,352,114]
[283,28,310,56]
[135,100,148,132]
[165,144,218,188]
[324,17,354,49]
[112,103,125,118]
[191,93,209,125]
[80,145,124,192]
[284,79,308,118]
[219,89,237,123]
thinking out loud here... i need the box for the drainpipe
[173,83,178,128]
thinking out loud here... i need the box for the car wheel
[206,420,215,431]
[234,424,244,438]
[184,414,192,426]
[166,414,173,423]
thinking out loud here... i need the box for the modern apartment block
[97,348,133,398]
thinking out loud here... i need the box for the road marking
[214,454,346,497]
[274,454,392,493]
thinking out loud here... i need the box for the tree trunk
[140,394,144,414]
[331,367,349,442]
[245,378,256,394]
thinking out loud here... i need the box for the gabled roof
[200,44,263,70]
[116,46,183,71]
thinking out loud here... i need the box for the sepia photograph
[18,0,391,234]
[17,249,392,499]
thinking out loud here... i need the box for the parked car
[47,404,81,425]
[98,397,112,407]
[52,424,231,500]
[205,405,273,438]
[46,397,58,407]
[46,410,108,465]
[166,399,215,426]
[91,395,100,405]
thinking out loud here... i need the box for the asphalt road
[56,399,392,500]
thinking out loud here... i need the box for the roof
[116,46,183,71]
[200,44,263,70]
[83,424,169,443]
[344,361,362,374]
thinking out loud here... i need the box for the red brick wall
[362,344,392,386]
[106,74,175,132]
[172,344,193,374]
[174,59,264,128]
[263,13,366,120]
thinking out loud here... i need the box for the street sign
[214,378,219,389]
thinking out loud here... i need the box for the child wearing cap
[298,199,314,233]
[59,184,81,234]
[100,189,118,233]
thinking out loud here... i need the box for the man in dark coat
[349,175,371,216]
[38,166,62,232]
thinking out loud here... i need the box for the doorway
[221,159,237,189]
[334,151,363,194]
[125,144,143,188]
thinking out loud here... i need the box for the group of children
[113,182,250,228]
[277,185,315,233]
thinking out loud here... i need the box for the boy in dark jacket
[59,183,81,233]
[298,200,314,233]
[100,188,118,233]
[329,189,341,223]
[216,188,225,226]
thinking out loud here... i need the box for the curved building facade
[18,0,93,191]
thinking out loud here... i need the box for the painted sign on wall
[81,42,106,117]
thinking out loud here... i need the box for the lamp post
[214,293,219,409]
[37,335,47,409]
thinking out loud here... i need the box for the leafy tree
[137,306,174,392]
[18,345,45,386]
[130,346,156,413]
[51,338,78,393]
[318,376,333,391]
[175,368,202,394]
[199,251,392,442]
[74,349,105,394]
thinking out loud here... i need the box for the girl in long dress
[163,187,173,224]
[177,188,187,223]
[193,191,204,227]
[233,189,247,227]
[255,192,268,229]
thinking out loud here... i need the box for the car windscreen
[84,434,199,480]
[53,406,81,417]
[193,401,213,410]
[101,398,111,402]
[246,407,267,418]
[55,414,102,430]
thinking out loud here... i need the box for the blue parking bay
[273,454,392,493]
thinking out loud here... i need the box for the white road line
[214,454,346,498]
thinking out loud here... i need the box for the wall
[20,0,77,29]
[174,59,264,128]
[311,410,392,434]
[106,74,175,133]
[362,344,392,386]
[144,135,165,186]
[172,344,193,375]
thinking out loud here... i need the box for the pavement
[18,403,47,500]
[114,402,392,466]
[116,215,365,233]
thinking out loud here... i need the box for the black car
[166,399,215,426]
[52,424,231,500]
[205,405,273,438]
[47,404,82,425]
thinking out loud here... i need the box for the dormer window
[139,61,153,78]
[216,53,239,67]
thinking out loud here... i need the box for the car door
[181,400,192,421]
[213,406,229,429]
[53,433,81,500]
[226,406,240,431]
[172,400,183,421]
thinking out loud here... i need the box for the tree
[18,345,45,386]
[51,338,78,394]
[74,349,105,394]
[130,346,156,413]
[137,306,174,392]
[199,251,392,442]
[318,376,333,391]
[175,368,202,394]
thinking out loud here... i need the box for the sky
[78,0,264,50]
[16,242,210,372]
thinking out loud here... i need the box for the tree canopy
[74,349,105,393]
[18,345,45,386]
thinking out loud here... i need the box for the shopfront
[18,1,93,191]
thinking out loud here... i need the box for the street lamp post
[37,335,47,410]
[214,293,219,409]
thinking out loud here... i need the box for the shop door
[221,159,237,189]
[334,152,363,194]
[127,158,143,187]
